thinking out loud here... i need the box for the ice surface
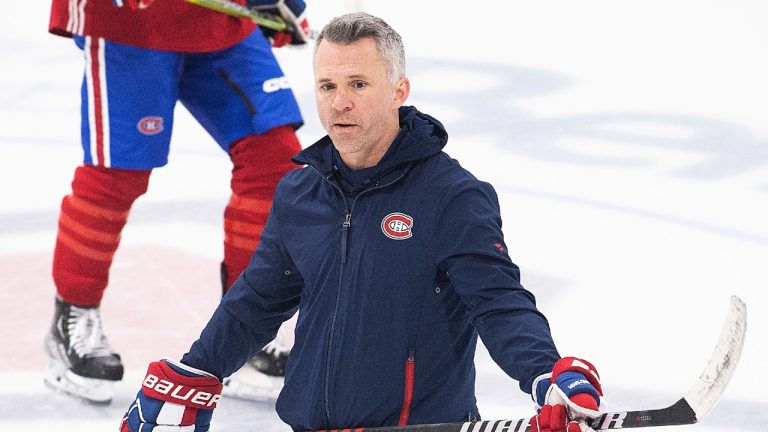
[1,1,766,431]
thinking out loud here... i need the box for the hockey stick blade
[318,295,746,432]
[683,295,747,421]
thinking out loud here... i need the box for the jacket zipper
[321,181,349,422]
[398,348,416,426]
[341,212,351,264]
[324,209,350,421]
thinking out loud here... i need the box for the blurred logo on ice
[137,116,164,135]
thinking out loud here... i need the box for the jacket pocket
[398,348,416,425]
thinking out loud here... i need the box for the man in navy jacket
[121,12,603,432]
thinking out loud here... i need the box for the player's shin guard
[222,125,301,290]
[52,165,151,305]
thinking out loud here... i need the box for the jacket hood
[292,105,448,175]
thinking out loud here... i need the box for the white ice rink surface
[1,1,767,431]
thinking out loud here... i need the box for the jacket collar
[292,105,448,178]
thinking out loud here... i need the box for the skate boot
[223,340,289,402]
[44,296,124,404]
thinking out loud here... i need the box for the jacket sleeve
[181,194,304,380]
[434,178,560,394]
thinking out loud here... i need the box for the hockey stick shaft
[184,0,288,31]
[317,398,696,432]
[316,296,746,432]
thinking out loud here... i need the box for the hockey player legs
[44,1,306,404]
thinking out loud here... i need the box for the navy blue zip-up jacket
[182,106,561,430]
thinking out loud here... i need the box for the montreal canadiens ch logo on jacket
[381,212,413,240]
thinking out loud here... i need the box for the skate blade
[44,363,115,405]
[223,368,283,403]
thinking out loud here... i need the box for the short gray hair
[314,12,406,84]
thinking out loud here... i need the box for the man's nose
[331,89,352,111]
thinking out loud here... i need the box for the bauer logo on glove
[141,371,221,407]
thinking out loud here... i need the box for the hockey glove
[248,0,312,47]
[529,357,603,432]
[112,0,155,9]
[120,359,223,432]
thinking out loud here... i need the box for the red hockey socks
[222,125,301,291]
[53,165,151,306]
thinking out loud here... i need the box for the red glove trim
[271,32,292,48]
[529,404,585,432]
[552,356,603,396]
[140,361,223,409]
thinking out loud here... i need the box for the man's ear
[393,77,410,107]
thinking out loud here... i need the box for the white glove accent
[531,372,552,408]
[547,384,601,420]
[161,358,219,379]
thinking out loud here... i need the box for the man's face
[313,38,409,169]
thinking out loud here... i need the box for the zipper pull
[341,213,351,264]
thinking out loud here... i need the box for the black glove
[248,0,312,47]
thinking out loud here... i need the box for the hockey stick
[318,295,747,432]
[185,0,288,31]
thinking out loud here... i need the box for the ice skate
[223,340,289,402]
[44,297,124,404]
